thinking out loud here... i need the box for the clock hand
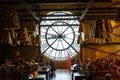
[50,27,59,34]
[62,38,79,53]
[61,26,70,34]
[42,38,58,54]
[47,33,57,39]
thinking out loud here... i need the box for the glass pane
[40,11,80,61]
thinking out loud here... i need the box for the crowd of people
[0,57,55,80]
[83,57,120,80]
[0,58,37,80]
[0,56,120,80]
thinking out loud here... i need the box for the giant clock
[40,11,80,61]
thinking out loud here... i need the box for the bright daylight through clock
[40,11,80,61]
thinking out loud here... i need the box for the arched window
[40,11,80,61]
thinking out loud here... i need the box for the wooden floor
[52,69,71,80]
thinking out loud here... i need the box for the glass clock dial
[40,11,80,61]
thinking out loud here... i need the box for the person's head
[105,73,112,80]
[86,58,90,63]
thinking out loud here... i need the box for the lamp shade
[94,18,112,43]
[94,18,104,38]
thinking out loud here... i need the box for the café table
[38,67,51,80]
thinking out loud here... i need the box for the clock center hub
[58,34,63,39]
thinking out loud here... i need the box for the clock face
[40,11,80,61]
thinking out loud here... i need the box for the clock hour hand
[47,34,57,39]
